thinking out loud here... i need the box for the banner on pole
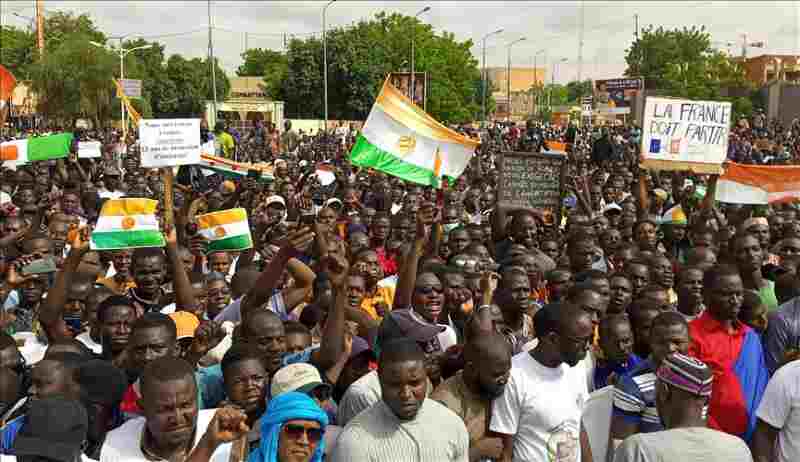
[139,119,201,168]
[640,96,731,174]
[78,141,102,158]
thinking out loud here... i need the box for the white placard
[78,141,102,158]
[640,97,731,172]
[118,79,142,99]
[139,119,201,168]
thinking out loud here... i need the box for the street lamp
[549,57,568,110]
[323,0,337,133]
[90,39,153,141]
[410,6,431,106]
[481,28,504,125]
[532,48,545,116]
[506,37,526,120]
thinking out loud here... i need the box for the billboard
[116,79,142,99]
[388,72,427,110]
[594,78,642,114]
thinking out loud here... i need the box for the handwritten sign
[640,97,731,174]
[498,151,566,216]
[139,119,201,168]
[78,141,102,159]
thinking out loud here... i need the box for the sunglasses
[283,424,323,443]
[414,286,443,295]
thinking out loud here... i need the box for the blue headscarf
[248,392,329,462]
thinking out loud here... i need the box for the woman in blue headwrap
[249,392,328,462]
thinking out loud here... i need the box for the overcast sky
[3,0,800,83]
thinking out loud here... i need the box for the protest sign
[139,119,201,168]
[498,151,566,222]
[640,97,731,174]
[78,141,102,158]
[594,78,642,114]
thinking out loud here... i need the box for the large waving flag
[716,162,800,204]
[0,133,74,170]
[350,78,479,187]
[91,198,165,250]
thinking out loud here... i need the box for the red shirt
[374,246,398,276]
[688,311,749,436]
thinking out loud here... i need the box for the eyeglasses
[282,424,323,443]
[414,286,443,295]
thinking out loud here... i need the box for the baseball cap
[602,203,622,215]
[270,363,332,399]
[169,311,200,340]
[12,398,88,462]
[265,195,287,209]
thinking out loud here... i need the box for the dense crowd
[0,111,799,462]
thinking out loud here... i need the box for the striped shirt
[612,358,663,433]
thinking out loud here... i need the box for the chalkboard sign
[498,151,566,213]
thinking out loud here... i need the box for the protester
[613,353,753,462]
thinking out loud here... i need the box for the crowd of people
[0,109,800,462]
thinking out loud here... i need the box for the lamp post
[323,0,337,133]
[506,37,525,120]
[410,6,431,106]
[90,39,153,141]
[532,48,545,116]
[481,28,504,125]
[549,57,568,110]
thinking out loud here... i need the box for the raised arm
[393,205,434,309]
[39,225,90,342]
[310,253,348,372]
[165,225,196,311]
[281,257,317,311]
[240,227,315,317]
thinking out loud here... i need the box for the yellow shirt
[97,276,136,295]
[360,286,396,321]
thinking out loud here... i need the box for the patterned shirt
[612,358,663,433]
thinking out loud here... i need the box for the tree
[542,83,569,106]
[29,33,117,127]
[237,48,288,101]
[164,55,229,117]
[279,11,487,123]
[0,25,36,79]
[565,79,593,103]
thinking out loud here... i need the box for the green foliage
[30,33,117,126]
[543,84,570,106]
[565,79,593,103]
[277,11,485,123]
[237,48,288,101]
[624,25,751,99]
[0,25,36,79]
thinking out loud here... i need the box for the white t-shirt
[756,360,800,462]
[491,352,589,462]
[75,331,103,354]
[101,409,231,462]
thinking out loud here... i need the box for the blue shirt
[0,416,25,454]
[593,353,642,390]
[612,358,663,433]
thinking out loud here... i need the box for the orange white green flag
[91,198,165,250]
[349,77,479,187]
[196,208,253,253]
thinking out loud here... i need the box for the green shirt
[760,279,779,312]
[215,131,235,158]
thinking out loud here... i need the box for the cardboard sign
[78,141,102,158]
[139,119,201,168]
[498,151,566,220]
[640,97,731,174]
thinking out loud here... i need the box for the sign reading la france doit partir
[139,119,201,168]
[640,96,731,174]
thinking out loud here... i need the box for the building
[205,76,284,132]
[485,67,545,120]
[743,54,800,86]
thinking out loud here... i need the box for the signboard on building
[594,78,642,114]
[388,72,427,110]
[117,79,142,99]
[139,119,201,168]
[640,96,731,174]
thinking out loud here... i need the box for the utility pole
[35,0,45,57]
[244,32,248,53]
[577,0,585,84]
[480,28,504,125]
[507,37,525,120]
[208,0,218,126]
